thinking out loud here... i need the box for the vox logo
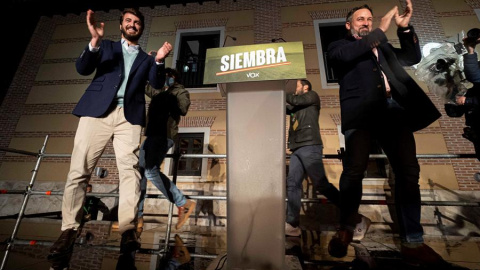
[246,72,260,78]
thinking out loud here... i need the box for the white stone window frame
[172,27,225,93]
[475,9,480,21]
[313,18,345,89]
[163,127,211,182]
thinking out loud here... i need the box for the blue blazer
[328,26,441,133]
[73,40,165,126]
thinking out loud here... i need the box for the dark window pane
[319,24,347,84]
[193,139,202,149]
[172,133,204,176]
[178,160,187,171]
[176,32,220,88]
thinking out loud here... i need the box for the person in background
[83,184,110,221]
[157,234,191,270]
[137,67,195,232]
[459,34,480,162]
[285,79,370,241]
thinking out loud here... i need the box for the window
[314,19,347,89]
[164,127,210,181]
[175,133,204,176]
[172,27,224,90]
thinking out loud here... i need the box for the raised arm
[286,91,319,107]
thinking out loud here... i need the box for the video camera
[414,31,472,117]
[415,30,480,164]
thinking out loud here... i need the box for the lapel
[378,44,408,97]
[114,41,148,84]
[113,41,124,72]
[129,49,148,79]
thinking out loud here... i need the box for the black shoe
[328,229,353,258]
[120,229,140,253]
[49,228,78,255]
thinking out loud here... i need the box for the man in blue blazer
[49,8,172,255]
[327,1,449,268]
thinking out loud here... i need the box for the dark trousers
[286,144,340,227]
[339,125,424,243]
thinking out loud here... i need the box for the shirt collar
[121,39,140,53]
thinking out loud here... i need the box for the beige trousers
[61,107,142,234]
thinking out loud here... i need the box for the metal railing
[0,135,49,270]
[0,135,479,269]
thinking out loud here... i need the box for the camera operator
[458,29,480,161]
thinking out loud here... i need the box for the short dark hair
[165,68,182,84]
[120,8,145,27]
[346,4,373,23]
[299,79,312,91]
[87,184,92,188]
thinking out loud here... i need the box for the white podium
[204,41,306,270]
[226,80,286,269]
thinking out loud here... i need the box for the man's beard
[121,26,142,42]
[351,28,370,37]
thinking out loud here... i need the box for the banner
[204,42,306,84]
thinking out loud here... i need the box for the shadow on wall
[427,179,480,238]
[383,173,480,252]
[207,142,226,182]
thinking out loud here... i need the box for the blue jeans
[339,101,424,243]
[138,136,187,217]
[286,144,340,227]
[159,258,181,270]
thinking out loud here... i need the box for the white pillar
[226,80,286,270]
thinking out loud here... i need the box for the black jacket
[328,26,441,133]
[145,83,191,140]
[463,53,480,128]
[286,90,323,151]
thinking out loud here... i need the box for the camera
[434,58,456,73]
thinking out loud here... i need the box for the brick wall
[10,223,112,270]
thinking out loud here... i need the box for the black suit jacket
[328,26,441,133]
[73,40,166,126]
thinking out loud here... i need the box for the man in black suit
[49,8,172,255]
[327,1,448,267]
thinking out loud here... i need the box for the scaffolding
[0,135,479,269]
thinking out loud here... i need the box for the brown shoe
[111,221,119,231]
[49,228,78,254]
[172,234,191,265]
[176,200,196,230]
[137,217,144,234]
[328,229,353,258]
[401,243,450,268]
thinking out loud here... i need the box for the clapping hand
[395,0,413,28]
[86,9,104,48]
[155,42,173,62]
